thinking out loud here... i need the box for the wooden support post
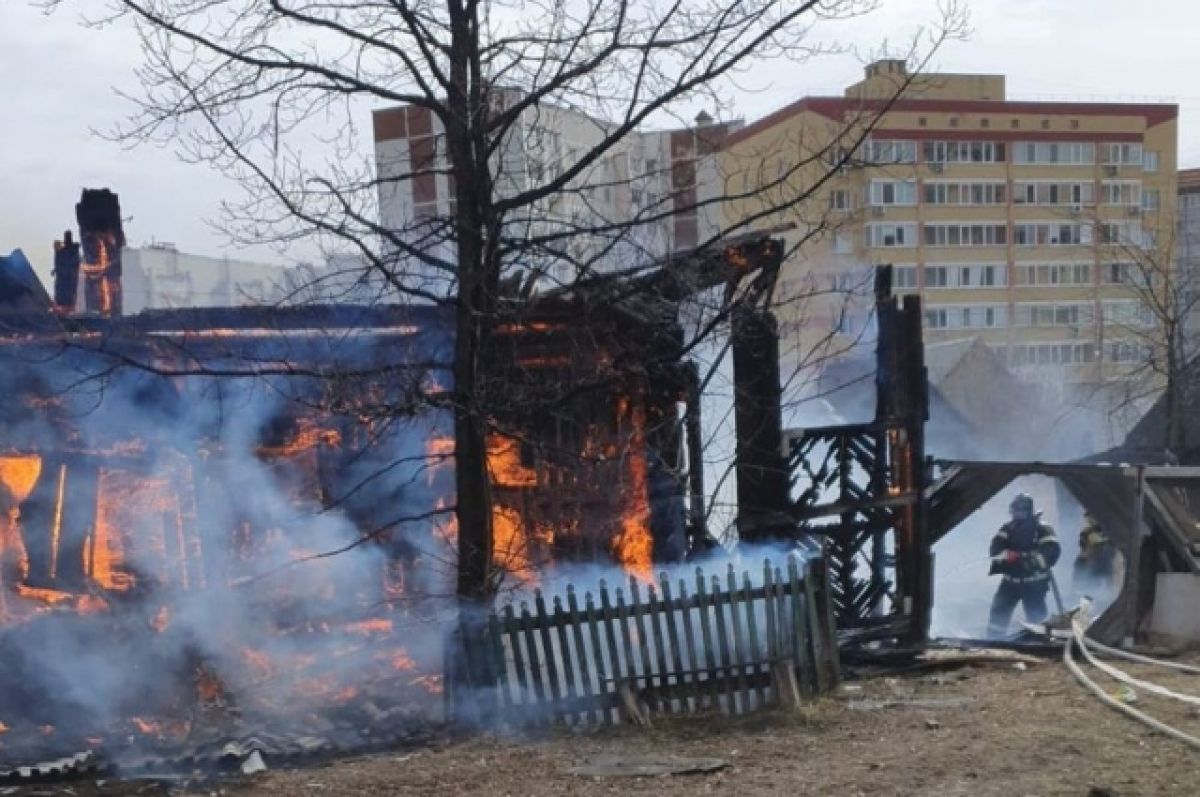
[731,306,790,544]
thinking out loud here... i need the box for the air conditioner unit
[929,162,945,173]
[1070,205,1082,216]
[1127,205,1142,217]
[1104,165,1119,177]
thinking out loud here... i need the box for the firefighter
[987,492,1061,637]
[1073,512,1116,596]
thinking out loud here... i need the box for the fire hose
[1063,618,1200,751]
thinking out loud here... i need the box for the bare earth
[11,653,1200,796]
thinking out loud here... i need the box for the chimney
[694,110,714,127]
[75,188,126,317]
[52,230,81,313]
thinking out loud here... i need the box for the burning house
[0,225,788,765]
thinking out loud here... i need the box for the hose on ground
[1086,637,1200,675]
[1063,620,1200,751]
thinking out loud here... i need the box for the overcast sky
[4,0,1200,284]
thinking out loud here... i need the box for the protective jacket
[988,515,1061,584]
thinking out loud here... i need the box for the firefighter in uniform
[987,493,1061,637]
[1073,512,1116,595]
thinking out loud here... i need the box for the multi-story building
[1177,168,1200,340]
[121,244,293,313]
[716,59,1178,404]
[371,94,737,296]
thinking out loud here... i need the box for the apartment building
[371,94,737,297]
[717,59,1178,395]
[121,244,292,313]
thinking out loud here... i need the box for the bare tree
[1094,198,1200,454]
[43,0,965,614]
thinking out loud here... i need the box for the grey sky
[3,0,1199,285]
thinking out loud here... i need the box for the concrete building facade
[371,94,738,295]
[121,244,292,313]
[716,60,1179,400]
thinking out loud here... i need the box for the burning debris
[0,230,792,772]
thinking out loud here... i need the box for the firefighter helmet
[1009,492,1035,517]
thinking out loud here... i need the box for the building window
[1142,188,1160,211]
[1012,181,1093,206]
[865,139,917,164]
[924,263,1007,288]
[918,117,927,128]
[923,223,1008,247]
[1143,151,1160,172]
[1013,142,1095,165]
[923,304,1007,329]
[1012,222,1091,246]
[869,180,918,206]
[893,265,918,289]
[1041,119,1051,130]
[949,117,959,128]
[830,189,851,210]
[1011,342,1098,367]
[923,181,1007,205]
[1101,181,1142,207]
[1071,119,1080,130]
[832,231,853,254]
[865,223,916,248]
[1017,262,1092,286]
[1014,302,1095,328]
[1104,143,1144,165]
[1107,341,1149,363]
[923,141,1006,164]
[981,118,991,129]
[1103,301,1154,328]
[1103,261,1135,285]
[1010,119,1020,129]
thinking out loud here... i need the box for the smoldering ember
[6,2,1200,793]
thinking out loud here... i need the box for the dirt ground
[9,651,1200,796]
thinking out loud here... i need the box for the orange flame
[611,401,654,581]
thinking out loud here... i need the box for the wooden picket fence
[459,556,840,727]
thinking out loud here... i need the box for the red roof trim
[870,128,1145,143]
[725,96,1177,149]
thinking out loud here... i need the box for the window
[865,139,917,164]
[1103,262,1135,285]
[832,231,853,254]
[1013,142,1095,165]
[1104,143,1144,165]
[922,141,1006,163]
[1143,151,1160,172]
[923,181,1007,205]
[1016,262,1092,286]
[830,189,851,210]
[1012,181,1094,206]
[869,180,917,206]
[1012,222,1091,246]
[1011,342,1098,367]
[1014,302,1095,328]
[1107,341,1149,363]
[1101,181,1141,206]
[924,263,1007,288]
[923,304,1007,329]
[923,223,1008,247]
[865,223,916,248]
[1142,188,1160,211]
[1010,119,1020,129]
[893,265,918,289]
[1098,222,1143,246]
[1103,301,1153,327]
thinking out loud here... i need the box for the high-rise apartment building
[716,59,1178,397]
[372,94,737,296]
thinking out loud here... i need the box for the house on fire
[0,235,786,621]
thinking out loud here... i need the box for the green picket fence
[469,556,839,727]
